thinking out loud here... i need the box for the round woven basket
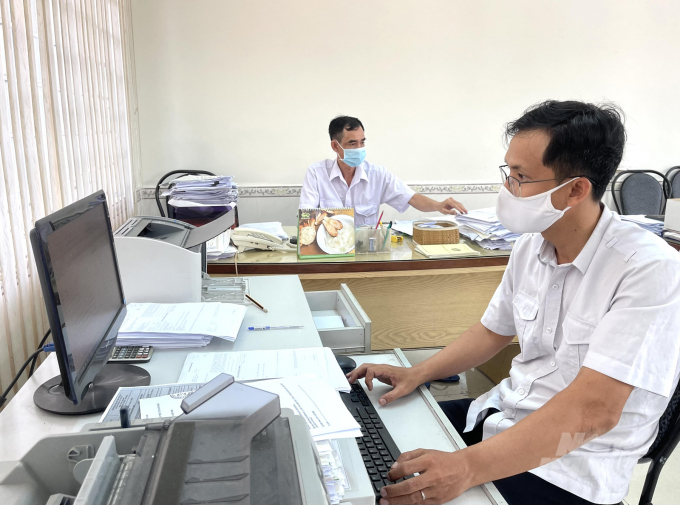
[412,221,460,245]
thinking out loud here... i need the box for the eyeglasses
[499,165,588,197]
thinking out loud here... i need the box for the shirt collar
[536,204,613,274]
[330,159,369,185]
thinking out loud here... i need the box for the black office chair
[611,170,671,216]
[637,377,680,505]
[666,166,680,199]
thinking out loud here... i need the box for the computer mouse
[335,355,357,375]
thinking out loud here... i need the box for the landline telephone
[231,227,296,252]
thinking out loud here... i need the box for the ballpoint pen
[248,325,304,331]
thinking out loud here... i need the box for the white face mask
[496,178,578,234]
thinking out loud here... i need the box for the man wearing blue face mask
[299,116,467,226]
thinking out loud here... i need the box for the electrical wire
[28,329,52,378]
[0,347,46,408]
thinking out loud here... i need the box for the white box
[664,199,680,233]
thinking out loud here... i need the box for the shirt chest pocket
[557,314,596,384]
[512,291,541,361]
[354,204,380,225]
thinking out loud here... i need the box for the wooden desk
[209,228,510,350]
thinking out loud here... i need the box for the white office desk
[0,275,321,462]
[353,351,506,505]
[0,274,501,505]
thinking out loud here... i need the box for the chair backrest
[642,375,680,461]
[611,170,670,215]
[667,166,680,199]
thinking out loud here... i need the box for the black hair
[329,116,364,142]
[505,100,626,200]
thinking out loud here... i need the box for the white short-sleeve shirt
[298,159,416,226]
[472,204,680,504]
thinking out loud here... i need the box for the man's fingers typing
[346,364,368,383]
[388,452,427,480]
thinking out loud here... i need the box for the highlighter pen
[248,325,304,331]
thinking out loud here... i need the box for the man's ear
[331,140,343,158]
[568,178,592,205]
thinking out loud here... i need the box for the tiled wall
[138,182,620,225]
[138,184,503,225]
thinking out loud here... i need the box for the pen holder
[355,226,391,254]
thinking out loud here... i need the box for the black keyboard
[340,382,413,500]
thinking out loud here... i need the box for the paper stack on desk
[316,440,350,504]
[137,375,361,441]
[117,302,247,348]
[178,347,351,392]
[163,175,238,208]
[620,214,664,236]
[455,207,520,250]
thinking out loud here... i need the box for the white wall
[131,0,680,192]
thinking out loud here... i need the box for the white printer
[113,208,235,303]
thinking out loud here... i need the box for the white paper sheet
[248,375,361,440]
[140,375,361,441]
[99,382,203,423]
[178,347,351,392]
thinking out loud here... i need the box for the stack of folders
[414,242,480,258]
[163,175,238,208]
[117,302,247,348]
[455,207,520,250]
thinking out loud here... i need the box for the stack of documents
[455,207,520,250]
[178,347,351,392]
[164,174,238,208]
[117,302,247,348]
[620,214,664,236]
[414,243,480,258]
[206,230,237,260]
[128,375,361,441]
[316,440,350,504]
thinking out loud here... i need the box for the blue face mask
[337,144,366,167]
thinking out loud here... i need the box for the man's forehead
[505,130,551,172]
[341,128,365,141]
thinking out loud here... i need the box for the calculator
[109,346,153,363]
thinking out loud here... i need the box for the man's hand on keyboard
[380,448,469,505]
[346,364,422,406]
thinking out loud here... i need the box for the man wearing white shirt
[299,116,467,226]
[348,101,680,505]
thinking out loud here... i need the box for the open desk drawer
[305,284,371,354]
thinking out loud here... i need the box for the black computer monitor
[30,190,150,415]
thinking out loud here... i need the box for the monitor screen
[45,201,124,380]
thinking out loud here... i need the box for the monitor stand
[33,364,151,415]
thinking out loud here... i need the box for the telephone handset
[231,227,296,252]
